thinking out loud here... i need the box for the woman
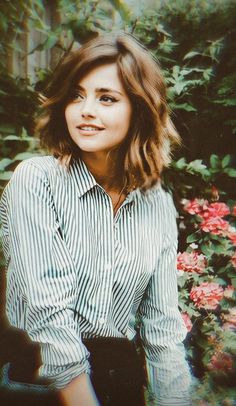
[0,33,192,405]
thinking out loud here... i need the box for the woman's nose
[81,111,95,118]
[81,98,96,118]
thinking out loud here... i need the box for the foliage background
[0,0,236,404]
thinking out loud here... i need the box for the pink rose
[181,312,193,332]
[183,198,208,216]
[224,285,234,299]
[208,351,233,373]
[202,202,230,219]
[231,253,236,267]
[228,232,236,245]
[199,217,229,235]
[177,251,206,274]
[190,282,224,310]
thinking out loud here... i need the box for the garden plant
[0,1,236,405]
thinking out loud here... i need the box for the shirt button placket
[101,194,113,322]
[98,317,105,325]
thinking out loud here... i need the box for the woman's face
[65,63,132,156]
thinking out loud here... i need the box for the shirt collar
[69,158,97,198]
[68,157,158,203]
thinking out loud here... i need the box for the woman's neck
[80,151,123,191]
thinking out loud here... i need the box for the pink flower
[202,202,230,219]
[222,307,236,332]
[228,232,236,245]
[177,252,206,274]
[231,253,236,267]
[224,285,234,299]
[190,282,224,310]
[232,206,236,216]
[208,351,233,373]
[181,312,193,332]
[183,198,208,216]
[222,322,236,332]
[199,217,229,235]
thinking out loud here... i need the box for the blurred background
[0,1,236,405]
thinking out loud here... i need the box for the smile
[77,124,105,131]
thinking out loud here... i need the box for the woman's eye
[100,95,118,104]
[71,91,84,101]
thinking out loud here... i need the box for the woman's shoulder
[9,155,64,184]
[14,155,58,174]
[0,156,65,212]
[2,156,61,198]
[145,182,176,210]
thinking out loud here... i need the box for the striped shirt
[0,156,191,404]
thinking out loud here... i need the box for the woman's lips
[76,125,105,135]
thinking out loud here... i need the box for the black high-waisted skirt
[83,337,147,406]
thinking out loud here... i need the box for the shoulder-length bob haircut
[36,32,180,191]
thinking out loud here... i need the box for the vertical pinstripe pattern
[0,156,191,403]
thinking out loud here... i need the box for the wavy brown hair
[36,32,180,191]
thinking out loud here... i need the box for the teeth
[80,126,101,131]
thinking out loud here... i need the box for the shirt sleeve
[0,160,90,389]
[138,192,192,405]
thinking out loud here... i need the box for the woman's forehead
[77,63,124,92]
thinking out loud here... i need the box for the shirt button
[105,264,111,272]
[98,317,105,325]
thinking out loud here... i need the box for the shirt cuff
[146,345,192,404]
[154,398,192,406]
[40,360,91,389]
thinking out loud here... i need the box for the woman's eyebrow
[96,87,123,95]
[77,85,123,95]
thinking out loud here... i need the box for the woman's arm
[138,193,192,405]
[0,159,93,391]
[60,373,99,406]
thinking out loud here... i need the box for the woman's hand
[59,373,100,406]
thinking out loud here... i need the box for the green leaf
[214,98,236,106]
[213,278,227,286]
[44,33,59,50]
[224,168,236,177]
[0,171,13,180]
[210,154,220,169]
[172,157,187,170]
[187,233,199,243]
[29,33,58,53]
[183,51,201,60]
[107,0,129,20]
[0,158,12,171]
[222,154,231,168]
[203,69,212,81]
[201,243,214,256]
[174,81,185,95]
[0,124,16,134]
[14,152,39,161]
[186,160,207,174]
[173,103,197,112]
[202,351,212,365]
[231,278,236,288]
[2,135,20,141]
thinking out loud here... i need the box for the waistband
[82,336,145,372]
